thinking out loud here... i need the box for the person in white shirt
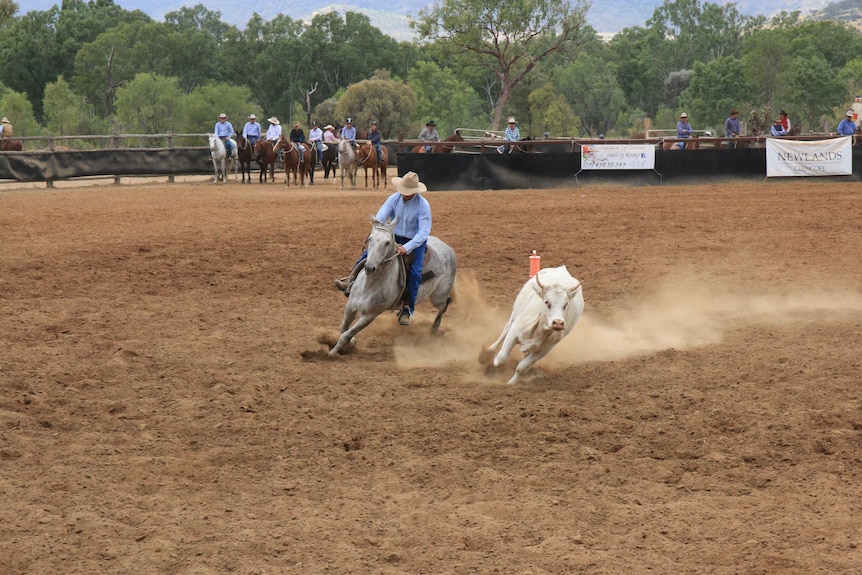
[266,117,282,143]
[308,120,323,162]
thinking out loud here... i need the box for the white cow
[484,265,584,384]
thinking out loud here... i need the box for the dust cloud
[393,272,862,373]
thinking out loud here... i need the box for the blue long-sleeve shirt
[676,120,693,139]
[837,118,857,136]
[375,192,432,254]
[214,121,234,138]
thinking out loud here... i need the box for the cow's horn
[569,280,582,294]
[534,273,544,289]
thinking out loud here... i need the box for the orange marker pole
[529,250,541,277]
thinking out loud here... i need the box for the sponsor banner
[766,137,852,177]
[580,144,655,170]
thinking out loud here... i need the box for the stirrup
[397,305,413,326]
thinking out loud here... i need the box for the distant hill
[809,0,862,28]
[21,0,840,39]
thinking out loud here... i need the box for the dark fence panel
[398,147,862,190]
[0,148,211,182]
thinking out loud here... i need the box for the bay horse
[321,142,338,182]
[254,140,277,183]
[410,130,464,153]
[328,216,457,357]
[274,136,302,186]
[0,139,23,151]
[337,137,358,189]
[357,141,387,188]
[235,134,254,183]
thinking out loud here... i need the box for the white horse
[337,137,358,189]
[208,134,237,183]
[329,217,457,357]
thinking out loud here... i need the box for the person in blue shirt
[241,114,261,147]
[676,112,693,150]
[214,113,235,157]
[837,111,857,136]
[499,116,520,154]
[340,118,357,146]
[333,171,432,326]
[770,118,787,137]
[724,109,741,148]
[368,121,384,164]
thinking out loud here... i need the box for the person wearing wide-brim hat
[242,113,261,147]
[837,110,857,136]
[333,171,432,326]
[676,112,693,150]
[289,121,306,164]
[500,116,520,154]
[418,120,440,153]
[214,113,235,157]
[0,116,12,139]
[323,124,338,144]
[266,116,282,144]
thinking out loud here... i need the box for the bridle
[368,225,399,266]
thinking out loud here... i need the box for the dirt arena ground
[2,173,862,575]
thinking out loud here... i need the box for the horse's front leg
[329,312,378,357]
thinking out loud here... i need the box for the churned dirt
[2,172,862,575]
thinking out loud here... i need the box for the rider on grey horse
[214,113,235,158]
[334,171,431,326]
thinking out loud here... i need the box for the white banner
[580,144,655,170]
[766,137,852,177]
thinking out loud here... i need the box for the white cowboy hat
[680,112,688,118]
[847,110,854,117]
[1,117,9,123]
[218,113,227,119]
[507,117,517,124]
[267,117,279,125]
[392,171,427,196]
[324,124,335,130]
[249,114,256,119]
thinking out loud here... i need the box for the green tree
[838,58,862,103]
[73,20,172,117]
[678,57,751,130]
[183,83,257,135]
[556,53,626,137]
[336,71,417,138]
[0,89,38,136]
[0,0,18,26]
[407,61,484,136]
[413,0,592,129]
[787,49,844,131]
[527,82,579,137]
[0,8,61,120]
[115,73,184,137]
[740,28,792,110]
[43,76,89,136]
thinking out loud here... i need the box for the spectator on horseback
[341,117,357,147]
[837,111,857,136]
[676,112,693,150]
[214,113,235,158]
[323,124,338,144]
[499,116,520,154]
[266,116,282,143]
[770,117,787,137]
[242,114,261,147]
[369,120,384,165]
[333,171,432,326]
[724,109,741,148]
[0,117,13,138]
[289,121,306,164]
[308,120,323,162]
[418,120,439,153]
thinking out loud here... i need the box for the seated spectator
[724,109,741,148]
[778,110,791,134]
[837,111,857,136]
[770,118,787,137]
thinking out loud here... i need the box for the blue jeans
[220,137,234,156]
[357,235,425,312]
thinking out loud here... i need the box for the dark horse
[410,130,465,153]
[254,140,277,183]
[0,139,23,151]
[321,142,338,182]
[235,135,254,183]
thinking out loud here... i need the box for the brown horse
[274,137,303,186]
[235,135,254,184]
[0,139,23,151]
[356,142,387,188]
[254,140,277,183]
[410,130,465,153]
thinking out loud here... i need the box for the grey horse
[329,216,457,357]
[337,137,358,189]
